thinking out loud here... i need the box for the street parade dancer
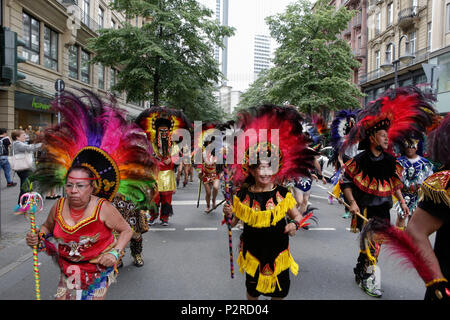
[359,113,449,301]
[340,86,436,298]
[223,104,317,300]
[195,122,222,213]
[329,109,360,218]
[25,89,157,299]
[136,106,191,226]
[394,135,433,228]
[286,113,324,229]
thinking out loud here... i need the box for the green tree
[241,0,363,113]
[88,0,234,116]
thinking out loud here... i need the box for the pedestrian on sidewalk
[11,129,42,202]
[0,128,17,187]
[223,104,317,300]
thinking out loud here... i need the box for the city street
[0,172,426,301]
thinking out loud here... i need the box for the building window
[81,0,90,27]
[110,68,116,89]
[80,49,90,84]
[43,26,58,71]
[375,50,380,69]
[408,31,416,55]
[98,6,104,28]
[428,22,432,48]
[111,19,116,29]
[387,3,393,26]
[447,4,450,32]
[98,64,105,89]
[68,45,79,79]
[22,12,40,64]
[375,12,381,35]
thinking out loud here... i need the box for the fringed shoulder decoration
[344,157,403,197]
[418,171,450,208]
[232,192,297,228]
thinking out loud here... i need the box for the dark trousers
[16,169,32,204]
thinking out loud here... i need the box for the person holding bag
[10,129,42,203]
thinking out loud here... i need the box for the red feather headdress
[232,105,317,186]
[343,86,436,154]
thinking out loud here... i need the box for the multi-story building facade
[253,34,271,80]
[360,0,432,105]
[428,0,450,113]
[0,0,146,131]
[338,0,368,99]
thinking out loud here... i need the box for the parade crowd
[0,86,447,301]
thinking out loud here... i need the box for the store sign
[32,97,51,110]
[14,91,54,113]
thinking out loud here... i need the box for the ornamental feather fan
[31,89,158,208]
[232,105,317,186]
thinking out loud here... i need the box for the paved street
[0,171,426,300]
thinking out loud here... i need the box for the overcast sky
[198,0,298,91]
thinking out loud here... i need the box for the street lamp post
[380,35,415,88]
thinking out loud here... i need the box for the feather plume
[31,89,158,207]
[360,217,435,283]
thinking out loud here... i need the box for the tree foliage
[88,0,234,118]
[238,0,363,113]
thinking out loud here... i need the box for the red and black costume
[136,106,191,225]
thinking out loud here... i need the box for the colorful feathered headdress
[343,86,436,154]
[232,104,317,185]
[31,89,158,207]
[135,106,191,158]
[329,109,360,163]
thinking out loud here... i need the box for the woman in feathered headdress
[222,104,317,300]
[136,106,191,226]
[25,89,157,299]
[340,86,436,298]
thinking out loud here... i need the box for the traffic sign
[55,78,65,92]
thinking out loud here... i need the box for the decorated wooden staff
[196,180,202,208]
[327,191,368,222]
[205,199,226,214]
[15,191,44,300]
[220,160,234,279]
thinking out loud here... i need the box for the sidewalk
[0,171,57,275]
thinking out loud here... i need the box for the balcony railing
[359,47,430,85]
[398,6,419,28]
[57,0,100,33]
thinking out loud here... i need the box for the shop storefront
[429,51,450,114]
[14,91,56,130]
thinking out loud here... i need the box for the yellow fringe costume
[233,185,299,295]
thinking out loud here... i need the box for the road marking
[172,200,226,205]
[185,227,218,231]
[309,195,329,200]
[0,252,32,278]
[148,228,176,231]
[308,228,336,231]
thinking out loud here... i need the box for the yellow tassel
[332,182,341,199]
[237,250,260,277]
[237,249,299,294]
[232,193,297,228]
